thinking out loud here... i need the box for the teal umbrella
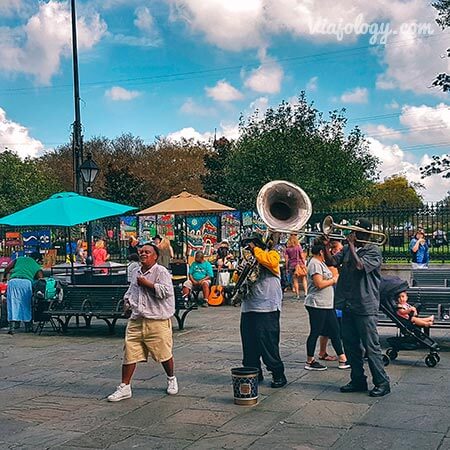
[0,192,136,226]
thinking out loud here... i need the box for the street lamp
[79,153,100,265]
[79,154,100,193]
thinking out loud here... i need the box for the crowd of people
[2,222,440,404]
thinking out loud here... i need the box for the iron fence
[309,203,450,263]
[2,203,450,263]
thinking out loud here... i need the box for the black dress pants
[342,309,390,387]
[240,311,285,377]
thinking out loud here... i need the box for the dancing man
[108,242,178,401]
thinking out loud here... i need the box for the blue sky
[0,0,449,200]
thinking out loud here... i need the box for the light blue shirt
[241,266,282,313]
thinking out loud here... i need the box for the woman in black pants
[304,243,350,371]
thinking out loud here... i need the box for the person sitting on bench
[182,251,213,307]
[397,291,434,327]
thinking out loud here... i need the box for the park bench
[173,283,198,330]
[411,269,450,287]
[46,283,197,333]
[49,285,129,334]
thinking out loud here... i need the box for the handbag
[294,263,307,277]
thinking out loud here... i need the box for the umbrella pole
[184,217,188,260]
[68,227,75,284]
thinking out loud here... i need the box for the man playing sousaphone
[239,233,287,388]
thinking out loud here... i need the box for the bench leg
[101,318,118,334]
[84,316,92,328]
[174,308,194,330]
[62,315,72,333]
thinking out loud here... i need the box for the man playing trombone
[323,218,391,397]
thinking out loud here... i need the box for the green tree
[339,175,423,208]
[206,93,379,210]
[432,0,450,92]
[0,150,63,216]
[202,137,232,201]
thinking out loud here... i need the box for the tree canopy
[203,93,379,210]
[336,175,423,209]
[432,0,450,92]
[0,151,64,216]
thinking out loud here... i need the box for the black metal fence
[309,203,450,263]
[2,203,450,263]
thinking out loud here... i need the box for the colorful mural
[186,216,218,257]
[157,214,175,240]
[120,216,137,240]
[139,215,156,243]
[22,230,51,250]
[221,211,241,248]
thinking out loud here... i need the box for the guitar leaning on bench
[208,285,225,306]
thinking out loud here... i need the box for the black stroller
[380,276,440,368]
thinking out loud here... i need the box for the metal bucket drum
[231,367,259,406]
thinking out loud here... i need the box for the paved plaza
[1,295,450,449]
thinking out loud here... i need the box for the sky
[0,0,449,201]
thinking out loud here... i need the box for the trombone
[322,216,387,246]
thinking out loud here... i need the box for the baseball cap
[355,218,372,231]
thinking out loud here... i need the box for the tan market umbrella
[137,191,235,215]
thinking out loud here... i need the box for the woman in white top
[304,242,350,371]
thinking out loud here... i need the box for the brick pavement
[0,294,449,449]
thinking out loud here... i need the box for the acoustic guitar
[208,285,225,306]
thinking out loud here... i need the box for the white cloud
[363,124,403,140]
[340,87,368,104]
[306,76,318,91]
[205,80,243,102]
[0,1,107,85]
[166,127,213,142]
[168,0,265,51]
[105,86,142,101]
[0,0,25,17]
[244,61,283,94]
[385,100,400,110]
[169,1,446,96]
[367,137,450,202]
[134,6,155,33]
[249,96,269,112]
[399,103,450,144]
[166,122,240,142]
[179,98,216,116]
[0,107,44,158]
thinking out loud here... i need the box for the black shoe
[369,383,391,397]
[271,374,287,388]
[340,381,368,393]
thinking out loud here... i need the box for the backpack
[44,277,59,300]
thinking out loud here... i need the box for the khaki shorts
[183,279,211,290]
[123,318,173,364]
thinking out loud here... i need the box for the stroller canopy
[380,276,409,309]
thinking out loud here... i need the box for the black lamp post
[79,154,100,194]
[80,154,100,264]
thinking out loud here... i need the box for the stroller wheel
[382,355,390,366]
[425,354,438,368]
[386,348,398,361]
[433,353,441,363]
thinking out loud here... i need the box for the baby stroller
[32,277,63,334]
[380,276,440,368]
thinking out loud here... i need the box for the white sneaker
[107,383,132,402]
[167,376,178,395]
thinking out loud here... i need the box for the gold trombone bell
[322,215,387,246]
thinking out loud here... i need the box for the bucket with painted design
[231,367,259,406]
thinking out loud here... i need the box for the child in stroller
[380,276,440,368]
[396,291,434,328]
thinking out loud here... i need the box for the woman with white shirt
[304,242,350,371]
